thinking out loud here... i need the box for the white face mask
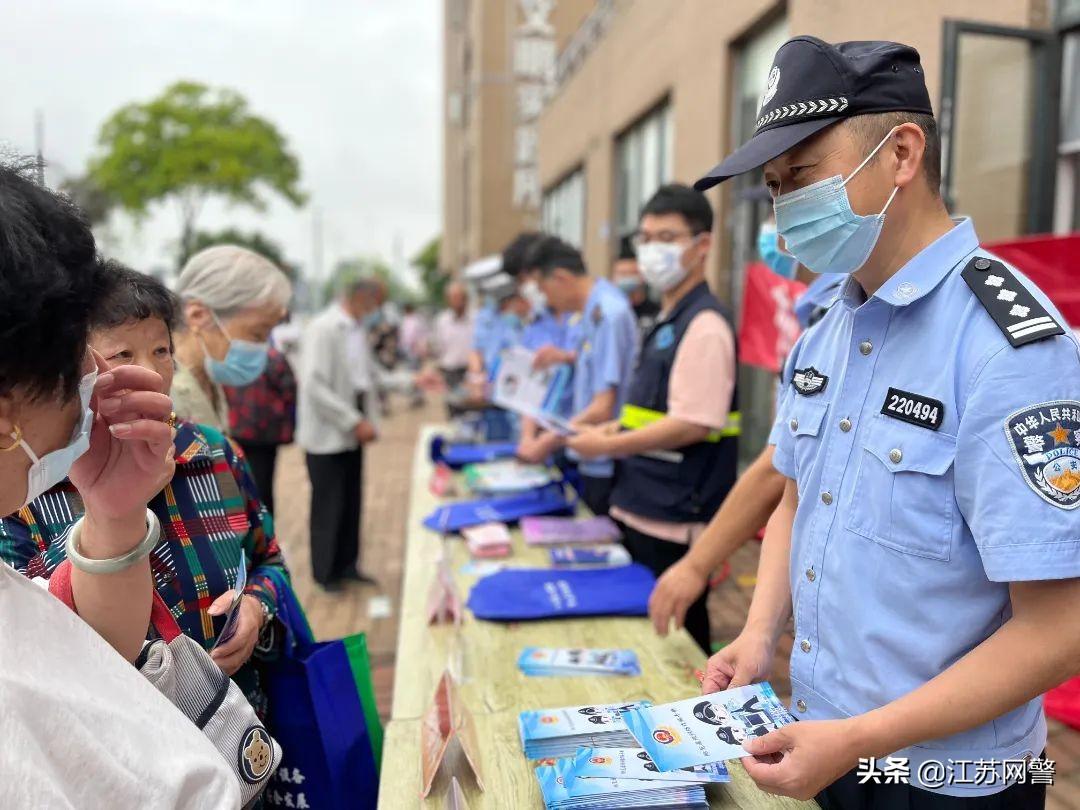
[636,241,691,292]
[521,279,548,313]
[14,369,97,508]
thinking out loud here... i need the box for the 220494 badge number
[1006,401,1080,510]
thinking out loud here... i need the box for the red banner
[737,261,807,374]
[985,233,1080,327]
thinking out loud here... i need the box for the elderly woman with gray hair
[172,245,292,432]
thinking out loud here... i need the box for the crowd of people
[2,32,1079,810]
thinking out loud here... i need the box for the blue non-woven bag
[422,482,576,532]
[430,435,518,469]
[262,570,379,809]
[467,563,656,621]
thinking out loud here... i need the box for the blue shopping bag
[422,482,577,532]
[430,434,519,469]
[262,570,379,809]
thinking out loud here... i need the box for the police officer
[524,235,638,517]
[570,184,740,655]
[697,37,1080,807]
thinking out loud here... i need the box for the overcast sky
[0,0,440,284]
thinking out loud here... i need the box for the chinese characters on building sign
[512,0,556,210]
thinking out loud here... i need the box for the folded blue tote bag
[466,563,657,621]
[261,570,380,809]
[422,482,577,532]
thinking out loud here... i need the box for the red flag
[737,261,807,374]
[984,234,1080,327]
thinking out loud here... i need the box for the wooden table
[379,426,815,809]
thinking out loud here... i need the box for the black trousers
[236,440,280,515]
[621,524,711,654]
[581,474,615,518]
[816,761,1046,810]
[305,447,363,586]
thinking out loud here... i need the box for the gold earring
[0,424,23,452]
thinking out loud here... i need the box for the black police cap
[695,36,932,190]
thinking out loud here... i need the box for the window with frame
[615,102,673,238]
[542,168,586,248]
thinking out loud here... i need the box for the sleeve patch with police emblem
[961,256,1065,348]
[1005,401,1080,510]
[881,387,944,430]
[792,367,828,396]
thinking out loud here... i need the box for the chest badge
[881,387,944,430]
[654,324,676,351]
[1005,401,1080,510]
[792,367,828,396]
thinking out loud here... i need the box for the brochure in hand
[535,756,708,810]
[621,683,794,772]
[518,701,651,760]
[211,550,247,650]
[492,346,571,421]
[517,648,642,678]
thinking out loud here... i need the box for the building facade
[442,0,1080,452]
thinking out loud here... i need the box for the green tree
[88,81,306,266]
[180,227,295,278]
[411,235,447,305]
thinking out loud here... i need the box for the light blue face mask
[615,277,643,295]
[361,308,384,330]
[773,127,900,275]
[756,223,797,279]
[202,313,269,387]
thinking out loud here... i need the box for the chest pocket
[785,397,829,487]
[847,416,957,561]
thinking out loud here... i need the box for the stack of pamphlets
[572,747,729,784]
[522,515,622,545]
[519,702,650,760]
[463,460,552,494]
[517,647,642,677]
[461,522,512,558]
[534,755,709,810]
[622,683,794,771]
[550,545,632,567]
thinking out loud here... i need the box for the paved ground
[270,394,1079,807]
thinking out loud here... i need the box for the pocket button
[889,448,903,464]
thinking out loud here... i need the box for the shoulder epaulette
[961,256,1064,348]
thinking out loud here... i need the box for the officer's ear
[891,122,927,192]
[691,231,712,268]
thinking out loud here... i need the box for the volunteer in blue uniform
[523,236,638,518]
[569,185,740,655]
[477,272,529,374]
[696,36,1080,808]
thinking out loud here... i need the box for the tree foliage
[88,81,306,264]
[181,227,294,278]
[411,235,446,306]
[324,256,419,308]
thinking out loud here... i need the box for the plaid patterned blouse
[224,346,297,445]
[0,421,290,713]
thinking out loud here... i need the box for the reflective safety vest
[610,282,739,523]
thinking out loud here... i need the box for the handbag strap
[50,559,182,642]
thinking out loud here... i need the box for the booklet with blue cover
[517,647,642,677]
[535,756,709,809]
[572,747,730,784]
[519,701,650,760]
[622,683,794,772]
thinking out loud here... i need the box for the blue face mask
[500,311,522,329]
[202,313,269,387]
[362,309,384,330]
[773,127,899,275]
[757,223,797,279]
[615,277,642,295]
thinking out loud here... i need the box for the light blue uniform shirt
[472,299,499,355]
[522,309,577,418]
[772,218,1080,796]
[794,272,845,330]
[569,278,640,478]
[483,312,524,378]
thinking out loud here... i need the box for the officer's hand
[566,429,611,460]
[701,630,775,693]
[740,718,863,800]
[532,345,573,370]
[517,434,549,464]
[649,557,709,636]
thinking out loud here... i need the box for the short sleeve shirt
[770,218,1080,795]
